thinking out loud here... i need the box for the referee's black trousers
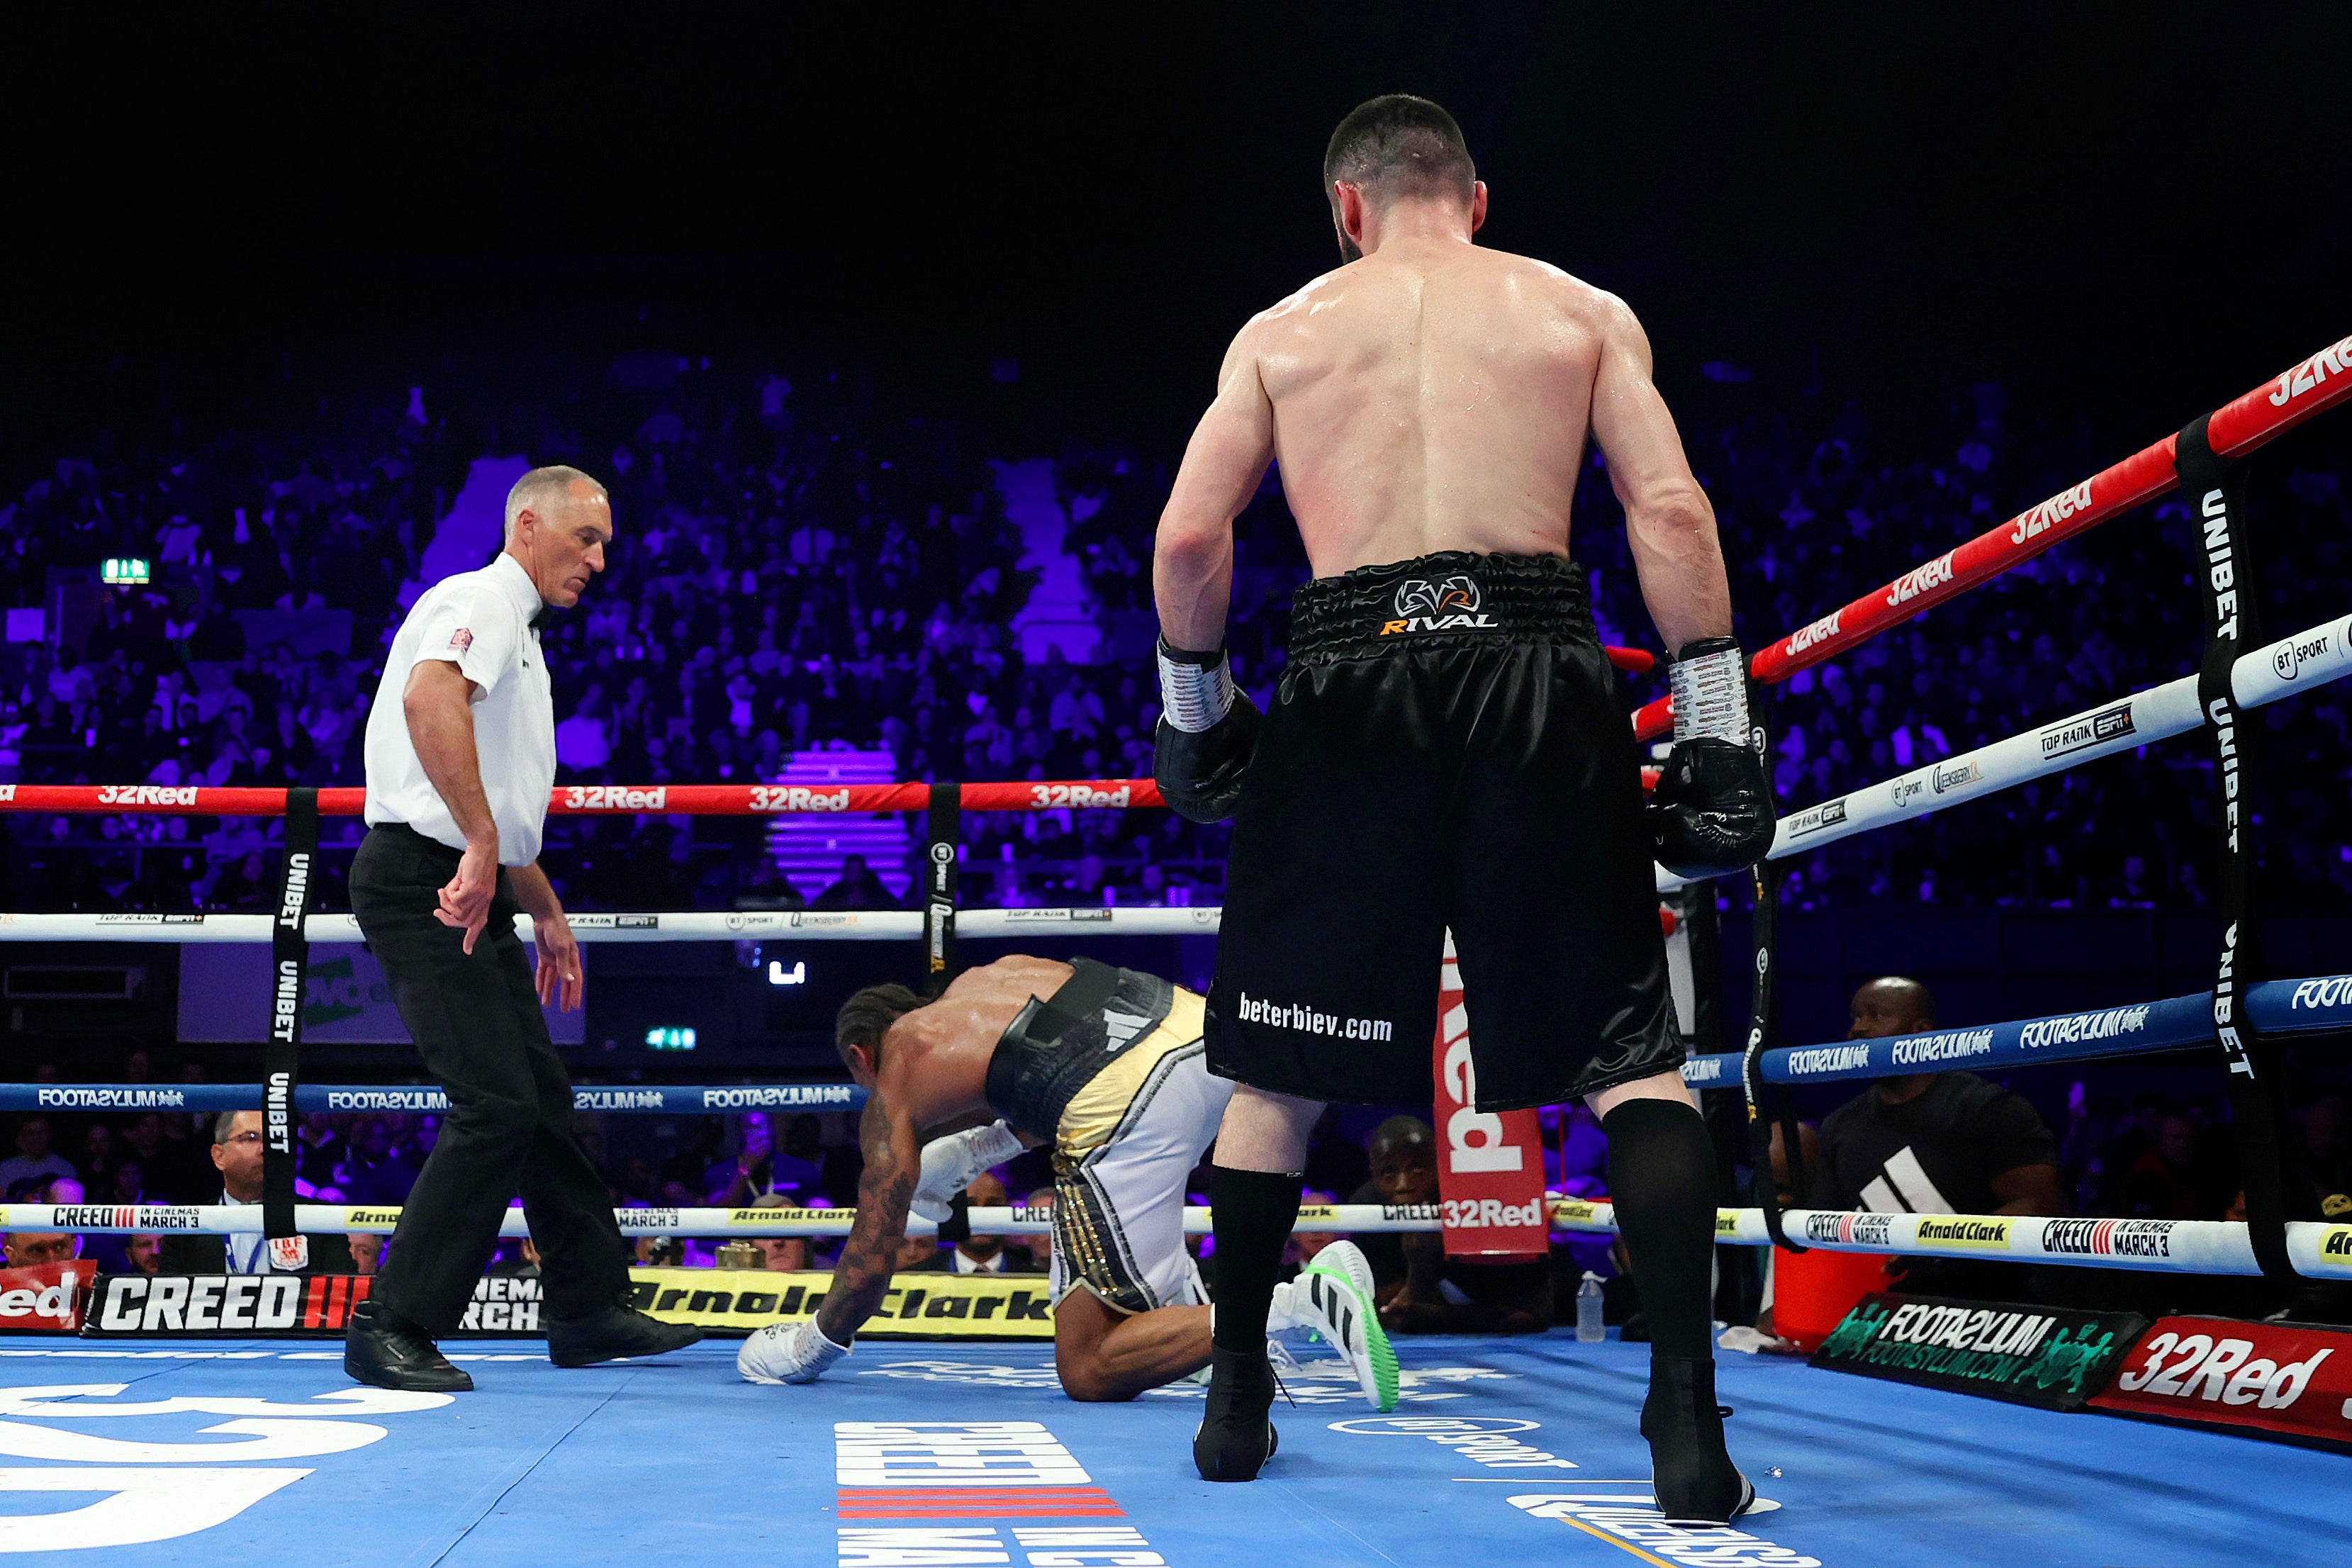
[351,824,630,1338]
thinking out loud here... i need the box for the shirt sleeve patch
[449,629,474,651]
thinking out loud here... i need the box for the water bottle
[1576,1271,1606,1343]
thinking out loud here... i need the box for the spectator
[1284,1189,1340,1276]
[1812,978,2064,1219]
[124,1235,164,1275]
[1012,1189,1055,1274]
[0,1119,77,1195]
[2120,1113,2214,1221]
[906,1172,1036,1275]
[0,1231,77,1268]
[106,1161,147,1206]
[812,853,899,910]
[79,1124,118,1192]
[158,1111,355,1275]
[348,1232,386,1276]
[1350,1116,1550,1335]
[746,1194,811,1271]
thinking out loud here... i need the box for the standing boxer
[1153,97,1769,1520]
[345,464,698,1391]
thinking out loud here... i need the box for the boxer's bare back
[1156,203,1728,656]
[876,955,1074,1130]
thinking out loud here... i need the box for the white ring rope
[7,1202,2346,1280]
[1659,608,2352,889]
[0,906,1223,943]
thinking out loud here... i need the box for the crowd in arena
[4,352,2349,914]
[3,352,2348,1332]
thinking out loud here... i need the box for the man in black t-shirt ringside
[1813,978,2063,1299]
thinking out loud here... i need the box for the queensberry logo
[1932,758,1983,794]
[2039,702,2136,758]
[1381,575,1495,636]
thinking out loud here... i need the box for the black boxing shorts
[1204,551,1681,1110]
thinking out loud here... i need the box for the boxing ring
[0,332,2348,1562]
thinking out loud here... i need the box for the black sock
[1209,1165,1304,1354]
[1602,1099,1718,1361]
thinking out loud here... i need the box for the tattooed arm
[815,1082,920,1345]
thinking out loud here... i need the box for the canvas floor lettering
[0,1334,2339,1564]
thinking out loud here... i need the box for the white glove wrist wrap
[1156,638,1234,734]
[1669,644,1751,745]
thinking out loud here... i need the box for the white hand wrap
[1669,642,1752,746]
[1155,638,1235,734]
[911,1120,1027,1222]
[737,1318,850,1384]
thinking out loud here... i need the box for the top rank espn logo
[2039,702,2134,759]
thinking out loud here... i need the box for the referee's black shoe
[547,1300,703,1367]
[345,1299,474,1393]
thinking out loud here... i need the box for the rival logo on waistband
[1382,576,1496,636]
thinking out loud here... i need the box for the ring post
[2177,415,2305,1282]
[922,782,961,995]
[264,787,318,1253]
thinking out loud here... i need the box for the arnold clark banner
[1810,1292,2147,1410]
[80,1269,1058,1340]
[627,1268,1056,1339]
[2089,1314,2352,1450]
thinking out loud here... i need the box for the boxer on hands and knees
[737,957,1395,1412]
[1155,97,1770,1518]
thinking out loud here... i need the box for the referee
[344,464,698,1392]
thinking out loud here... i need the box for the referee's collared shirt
[364,552,554,866]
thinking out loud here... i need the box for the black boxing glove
[1152,637,1261,824]
[1647,637,1775,880]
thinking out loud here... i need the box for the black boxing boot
[1192,1345,1281,1482]
[1641,1355,1753,1525]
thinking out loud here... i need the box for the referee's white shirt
[364,553,554,866]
